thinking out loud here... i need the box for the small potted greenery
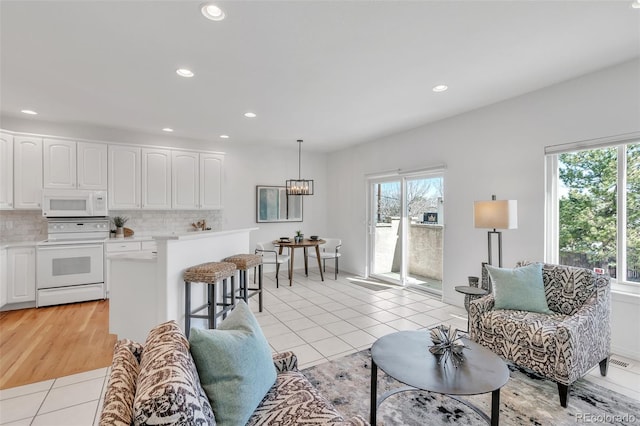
[295,230,304,243]
[112,216,129,238]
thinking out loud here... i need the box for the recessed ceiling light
[201,3,225,21]
[21,109,38,115]
[244,112,257,118]
[432,84,448,93]
[220,135,230,139]
[162,128,174,132]
[176,68,194,78]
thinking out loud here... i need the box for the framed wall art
[256,185,303,223]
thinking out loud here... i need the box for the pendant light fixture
[286,139,314,195]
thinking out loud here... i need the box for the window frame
[544,132,640,295]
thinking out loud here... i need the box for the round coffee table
[370,330,509,425]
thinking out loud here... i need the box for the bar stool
[222,254,264,312]
[183,261,237,337]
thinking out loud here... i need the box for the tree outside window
[375,178,443,223]
[627,144,640,282]
[557,143,639,282]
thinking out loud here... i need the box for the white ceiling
[1,1,639,152]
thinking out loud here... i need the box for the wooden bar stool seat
[183,261,237,337]
[222,254,263,312]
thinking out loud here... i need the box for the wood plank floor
[0,300,116,390]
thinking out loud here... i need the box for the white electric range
[36,218,110,307]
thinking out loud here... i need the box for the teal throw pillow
[189,301,276,426]
[486,263,552,314]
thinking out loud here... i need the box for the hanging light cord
[297,139,303,179]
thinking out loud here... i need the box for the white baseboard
[611,345,640,363]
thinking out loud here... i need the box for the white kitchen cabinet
[43,139,76,189]
[108,145,141,209]
[105,238,157,299]
[172,151,199,209]
[6,246,36,304]
[77,142,108,190]
[142,148,171,209]
[44,139,107,190]
[200,153,224,209]
[0,248,7,308]
[111,147,221,211]
[105,241,142,253]
[172,151,224,210]
[0,132,13,209]
[14,136,43,209]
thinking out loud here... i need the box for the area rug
[302,349,639,425]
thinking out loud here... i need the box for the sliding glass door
[370,179,403,284]
[368,172,444,293]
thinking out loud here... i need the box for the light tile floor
[1,270,639,425]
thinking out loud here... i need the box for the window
[545,134,639,291]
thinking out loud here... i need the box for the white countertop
[2,228,257,250]
[105,235,154,243]
[153,227,258,241]
[1,240,39,249]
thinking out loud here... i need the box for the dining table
[273,238,326,286]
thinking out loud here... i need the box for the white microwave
[42,190,108,217]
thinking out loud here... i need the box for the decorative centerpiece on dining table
[294,230,304,243]
[428,324,467,367]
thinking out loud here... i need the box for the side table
[455,285,488,332]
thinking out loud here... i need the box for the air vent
[610,357,631,369]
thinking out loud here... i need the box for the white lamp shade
[474,199,518,230]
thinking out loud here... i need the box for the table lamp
[474,195,518,267]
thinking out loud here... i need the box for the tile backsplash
[0,210,222,242]
[0,210,48,242]
[109,210,222,236]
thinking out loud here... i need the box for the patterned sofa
[100,321,368,425]
[469,262,611,407]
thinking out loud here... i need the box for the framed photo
[256,185,303,223]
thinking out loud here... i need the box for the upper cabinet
[142,148,171,210]
[78,142,108,190]
[112,146,223,211]
[200,153,223,210]
[172,151,199,209]
[1,129,224,212]
[0,132,14,209]
[43,139,107,190]
[108,145,141,209]
[172,151,223,210]
[14,136,43,209]
[43,139,76,189]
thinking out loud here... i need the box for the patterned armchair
[469,262,611,407]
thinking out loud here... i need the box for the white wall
[327,59,640,358]
[220,142,328,267]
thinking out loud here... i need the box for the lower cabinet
[105,239,157,298]
[7,246,36,304]
[0,248,7,308]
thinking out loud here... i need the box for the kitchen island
[108,228,257,342]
